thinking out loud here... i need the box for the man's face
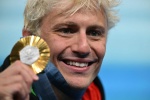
[40,8,107,89]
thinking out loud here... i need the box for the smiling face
[39,7,107,89]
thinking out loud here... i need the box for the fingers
[25,95,30,100]
[0,60,38,100]
[1,60,39,90]
[3,82,29,100]
[2,60,38,80]
[1,72,32,90]
[4,75,30,93]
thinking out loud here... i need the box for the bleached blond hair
[24,0,119,35]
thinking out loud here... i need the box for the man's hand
[0,60,39,100]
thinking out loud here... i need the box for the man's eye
[87,30,104,37]
[57,28,73,34]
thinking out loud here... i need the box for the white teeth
[66,61,88,67]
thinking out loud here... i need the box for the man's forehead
[50,7,104,21]
[48,0,104,18]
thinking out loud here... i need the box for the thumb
[25,95,29,100]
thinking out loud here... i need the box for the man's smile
[66,61,88,67]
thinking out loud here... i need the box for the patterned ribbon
[33,62,86,100]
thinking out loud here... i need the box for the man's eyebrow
[88,25,106,32]
[54,22,77,27]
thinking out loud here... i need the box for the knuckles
[0,60,32,100]
[13,60,23,65]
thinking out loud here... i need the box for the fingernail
[34,75,39,80]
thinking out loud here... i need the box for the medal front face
[10,35,50,74]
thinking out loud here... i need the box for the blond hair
[24,0,119,35]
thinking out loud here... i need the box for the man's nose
[71,31,91,57]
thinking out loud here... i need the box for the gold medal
[10,35,50,74]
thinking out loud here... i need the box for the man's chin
[65,77,93,90]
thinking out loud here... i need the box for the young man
[0,0,119,100]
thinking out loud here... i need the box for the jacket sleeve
[0,56,10,72]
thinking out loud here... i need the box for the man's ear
[22,29,32,37]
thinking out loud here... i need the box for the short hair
[24,0,119,35]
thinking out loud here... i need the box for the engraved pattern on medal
[19,45,40,65]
